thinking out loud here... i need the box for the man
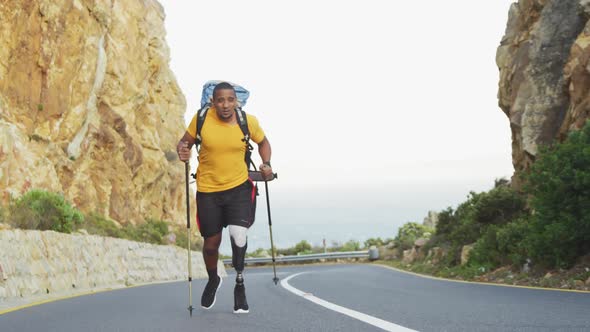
[177,82,273,314]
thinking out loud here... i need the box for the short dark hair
[212,82,236,99]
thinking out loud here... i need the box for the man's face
[213,89,237,121]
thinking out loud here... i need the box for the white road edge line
[280,272,418,332]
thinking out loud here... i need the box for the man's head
[212,82,237,121]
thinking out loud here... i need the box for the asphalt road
[1,264,589,331]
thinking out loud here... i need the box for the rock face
[422,211,438,229]
[0,0,191,226]
[497,0,590,185]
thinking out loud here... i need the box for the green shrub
[468,218,529,269]
[468,225,501,269]
[172,226,202,251]
[434,207,456,238]
[84,212,202,250]
[494,177,510,188]
[422,233,445,253]
[363,237,394,248]
[364,237,384,248]
[340,240,361,252]
[495,217,529,266]
[83,212,126,238]
[436,194,482,251]
[394,222,433,250]
[294,240,312,254]
[431,185,527,266]
[277,240,341,256]
[9,189,83,233]
[276,247,296,256]
[248,247,270,258]
[124,218,169,245]
[471,185,526,226]
[523,120,590,268]
[276,240,310,256]
[438,264,487,280]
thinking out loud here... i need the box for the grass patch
[170,225,202,251]
[0,205,5,224]
[83,212,126,238]
[375,260,487,281]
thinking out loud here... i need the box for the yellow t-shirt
[187,108,265,192]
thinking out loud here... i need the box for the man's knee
[203,247,218,257]
[203,235,221,257]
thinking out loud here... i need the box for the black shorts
[196,180,257,238]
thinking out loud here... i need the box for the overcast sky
[158,0,516,247]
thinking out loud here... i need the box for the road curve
[1,264,589,331]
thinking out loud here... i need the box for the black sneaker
[233,284,249,314]
[201,276,222,309]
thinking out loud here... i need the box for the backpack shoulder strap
[235,108,255,169]
[195,105,210,146]
[235,107,250,141]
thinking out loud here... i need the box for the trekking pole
[184,161,194,317]
[248,165,279,285]
[264,178,280,285]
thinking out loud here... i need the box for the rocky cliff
[497,0,590,184]
[0,0,191,226]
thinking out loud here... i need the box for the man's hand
[259,163,273,181]
[177,141,191,162]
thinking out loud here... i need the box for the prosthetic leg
[230,225,249,313]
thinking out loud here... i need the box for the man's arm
[257,137,273,179]
[177,132,196,162]
[257,137,271,164]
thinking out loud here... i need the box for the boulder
[460,244,474,265]
[402,248,417,264]
[414,238,428,247]
[427,247,446,265]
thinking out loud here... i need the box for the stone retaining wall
[0,230,224,303]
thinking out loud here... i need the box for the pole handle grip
[248,171,278,182]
